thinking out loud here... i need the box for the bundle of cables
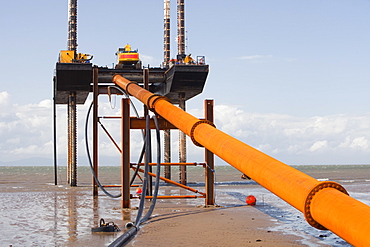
[109,115,162,247]
[84,88,162,246]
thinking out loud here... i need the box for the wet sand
[127,203,328,247]
[1,165,368,246]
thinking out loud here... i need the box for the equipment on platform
[115,44,142,69]
[184,54,194,64]
[59,50,93,63]
[55,50,93,104]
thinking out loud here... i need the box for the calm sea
[0,165,369,246]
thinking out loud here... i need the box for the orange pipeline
[113,74,370,246]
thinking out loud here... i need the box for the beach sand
[125,202,328,247]
[2,165,368,246]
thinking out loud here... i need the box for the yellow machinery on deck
[59,50,93,63]
[115,44,142,69]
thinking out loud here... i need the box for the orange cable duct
[113,74,370,247]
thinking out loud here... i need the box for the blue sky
[1,0,370,166]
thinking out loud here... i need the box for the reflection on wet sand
[1,165,369,246]
[67,192,77,243]
[0,188,129,246]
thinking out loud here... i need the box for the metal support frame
[68,0,77,53]
[97,99,215,207]
[121,98,131,208]
[179,93,187,185]
[164,129,171,180]
[164,0,172,181]
[93,67,99,196]
[68,92,77,186]
[177,0,185,57]
[205,99,215,205]
[66,0,78,187]
[131,166,205,197]
[53,77,58,185]
[163,0,171,67]
[88,70,215,208]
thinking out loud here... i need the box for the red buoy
[246,195,256,205]
[136,188,142,195]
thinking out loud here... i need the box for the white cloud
[2,93,370,165]
[349,137,369,150]
[211,104,370,164]
[0,94,53,162]
[309,140,328,152]
[0,91,10,105]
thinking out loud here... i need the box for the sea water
[0,165,369,246]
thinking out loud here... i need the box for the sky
[1,0,370,166]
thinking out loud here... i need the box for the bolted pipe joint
[304,181,348,230]
[190,120,216,147]
[146,95,171,112]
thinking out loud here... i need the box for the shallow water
[0,187,125,246]
[0,165,369,246]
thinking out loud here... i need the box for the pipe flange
[112,74,137,95]
[190,120,216,147]
[146,95,170,112]
[304,181,348,230]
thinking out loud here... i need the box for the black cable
[139,115,161,224]
[129,144,145,186]
[85,102,121,198]
[108,227,138,247]
[134,115,151,226]
[84,85,143,198]
[85,84,163,245]
[109,115,162,247]
[108,85,141,120]
[108,85,147,185]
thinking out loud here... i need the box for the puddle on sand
[0,188,135,247]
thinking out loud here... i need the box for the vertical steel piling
[164,0,172,181]
[68,93,77,186]
[178,93,187,185]
[67,0,78,186]
[121,98,131,208]
[205,99,215,205]
[92,67,99,195]
[177,0,185,57]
